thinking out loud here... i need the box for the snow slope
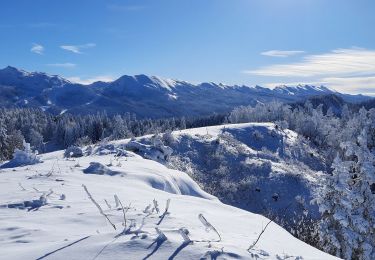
[0,143,336,259]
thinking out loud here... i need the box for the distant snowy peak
[111,74,186,92]
[0,66,70,89]
[0,66,31,77]
[274,84,335,96]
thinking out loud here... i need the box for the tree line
[0,108,225,161]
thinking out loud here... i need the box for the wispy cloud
[47,63,76,68]
[246,48,375,77]
[67,75,114,85]
[60,43,96,54]
[107,4,146,11]
[321,76,375,95]
[30,43,44,55]
[264,76,375,95]
[245,48,375,94]
[261,50,305,58]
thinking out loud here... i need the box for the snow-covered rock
[126,140,173,162]
[83,162,121,176]
[64,146,84,158]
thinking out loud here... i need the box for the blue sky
[1,0,375,94]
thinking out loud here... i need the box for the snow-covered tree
[316,155,354,258]
[111,115,130,139]
[317,129,375,259]
[0,119,8,160]
[5,130,24,159]
[28,128,44,152]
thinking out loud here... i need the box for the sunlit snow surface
[0,127,338,259]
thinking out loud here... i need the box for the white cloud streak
[47,63,76,68]
[246,48,375,77]
[67,75,114,85]
[245,48,375,95]
[321,76,375,95]
[261,50,305,58]
[60,43,96,54]
[30,43,44,55]
[263,76,375,95]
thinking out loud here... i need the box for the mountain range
[0,66,371,118]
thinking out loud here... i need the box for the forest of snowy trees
[0,108,225,161]
[228,101,375,259]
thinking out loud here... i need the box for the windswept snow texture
[0,66,370,118]
[0,142,336,259]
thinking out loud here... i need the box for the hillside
[0,126,337,259]
[134,123,326,229]
[0,66,370,118]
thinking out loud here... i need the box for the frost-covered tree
[0,119,8,160]
[341,129,375,259]
[317,129,375,259]
[6,130,24,159]
[111,115,130,139]
[316,155,354,258]
[28,128,44,152]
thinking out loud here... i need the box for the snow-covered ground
[0,141,337,259]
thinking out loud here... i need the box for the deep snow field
[0,124,338,259]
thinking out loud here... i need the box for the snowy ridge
[134,123,327,225]
[273,85,334,96]
[0,132,337,259]
[0,66,370,118]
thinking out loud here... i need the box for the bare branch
[248,202,293,251]
[82,184,116,230]
[247,219,273,251]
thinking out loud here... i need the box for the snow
[59,109,67,115]
[0,131,337,259]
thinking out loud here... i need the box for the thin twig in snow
[157,199,170,226]
[82,184,116,230]
[196,214,221,243]
[248,202,293,251]
[104,199,112,210]
[117,196,131,230]
[18,182,26,191]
